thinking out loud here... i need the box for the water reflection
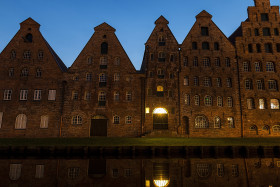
[1,158,280,186]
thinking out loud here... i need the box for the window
[158,52,166,62]
[99,73,107,86]
[158,35,165,46]
[86,73,92,81]
[23,50,31,59]
[197,164,210,177]
[84,92,91,101]
[256,44,261,53]
[268,80,278,91]
[204,77,211,87]
[261,13,269,21]
[257,80,264,90]
[112,169,119,178]
[227,97,233,107]
[0,112,3,128]
[11,50,16,60]
[217,96,223,107]
[73,76,79,81]
[183,56,188,66]
[227,117,234,128]
[20,90,28,100]
[98,92,106,106]
[272,125,280,133]
[169,73,174,79]
[255,62,261,72]
[150,54,154,61]
[247,98,255,109]
[184,76,189,86]
[184,94,190,105]
[195,116,208,128]
[263,28,271,36]
[40,115,49,129]
[124,169,132,177]
[146,107,150,114]
[101,42,108,54]
[248,44,253,53]
[202,42,210,50]
[114,73,120,82]
[15,114,27,129]
[204,95,212,106]
[226,78,232,88]
[254,28,259,36]
[170,55,174,62]
[9,164,22,180]
[9,68,14,77]
[266,62,275,72]
[194,76,199,86]
[201,27,209,36]
[125,116,132,124]
[100,57,108,66]
[194,95,200,106]
[157,69,164,78]
[114,92,119,101]
[271,99,280,109]
[25,33,33,42]
[192,42,198,50]
[35,165,44,179]
[259,98,266,109]
[203,58,210,67]
[214,42,219,50]
[4,90,12,100]
[36,68,42,78]
[245,79,253,90]
[215,58,220,67]
[157,86,164,97]
[126,91,132,101]
[216,78,222,87]
[115,57,120,65]
[265,43,273,53]
[46,90,56,101]
[34,90,42,100]
[243,62,250,72]
[193,57,198,66]
[87,56,93,64]
[225,58,231,67]
[277,44,280,52]
[217,164,224,177]
[20,68,29,77]
[68,167,80,179]
[214,117,221,128]
[72,115,82,125]
[113,116,120,124]
[231,165,239,177]
[72,91,78,100]
[275,28,279,36]
[38,51,44,60]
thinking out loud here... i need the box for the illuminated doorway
[153,108,168,130]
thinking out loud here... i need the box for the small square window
[261,13,269,21]
[201,27,209,36]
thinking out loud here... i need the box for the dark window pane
[263,28,271,36]
[201,27,209,36]
[274,28,279,36]
[265,43,273,53]
[192,42,197,50]
[214,42,219,50]
[248,44,253,53]
[254,28,259,36]
[256,44,261,53]
[261,13,269,21]
[101,42,108,54]
[202,42,210,50]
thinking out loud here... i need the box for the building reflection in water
[0,158,279,186]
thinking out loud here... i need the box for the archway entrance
[153,108,168,130]
[91,115,107,137]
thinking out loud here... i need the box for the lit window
[15,114,27,129]
[48,90,56,101]
[227,117,234,128]
[194,76,199,86]
[268,80,278,91]
[34,90,42,100]
[157,86,164,92]
[125,116,132,124]
[203,58,210,67]
[266,62,275,72]
[35,165,44,179]
[114,92,119,101]
[259,98,266,109]
[114,73,120,82]
[40,115,49,129]
[197,164,210,177]
[38,51,44,60]
[271,99,279,109]
[184,76,189,86]
[272,125,280,133]
[146,107,150,114]
[72,91,78,100]
[184,94,190,105]
[214,117,221,128]
[227,97,233,107]
[9,164,22,180]
[20,90,28,101]
[215,58,220,67]
[126,91,132,101]
[216,78,222,87]
[217,96,223,107]
[193,57,198,66]
[247,98,255,109]
[20,68,29,77]
[195,116,208,128]
[157,86,164,97]
[72,115,82,125]
[204,95,212,106]
[217,164,224,177]
[255,62,261,72]
[113,116,120,124]
[86,73,92,81]
[4,90,12,100]
[194,95,200,106]
[23,50,31,59]
[68,167,80,179]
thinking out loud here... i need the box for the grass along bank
[0,138,279,147]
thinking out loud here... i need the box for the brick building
[0,0,280,138]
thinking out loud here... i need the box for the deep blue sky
[0,0,279,70]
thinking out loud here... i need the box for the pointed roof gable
[155,15,169,25]
[94,22,116,32]
[196,10,212,19]
[20,17,40,29]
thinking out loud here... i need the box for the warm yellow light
[145,180,151,187]
[153,179,170,187]
[146,107,150,114]
[153,108,168,114]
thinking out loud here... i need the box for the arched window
[196,164,210,177]
[184,94,190,105]
[250,125,257,130]
[38,51,44,60]
[214,116,221,128]
[266,62,275,72]
[158,36,165,46]
[195,116,208,128]
[36,68,42,78]
[40,115,49,128]
[9,164,22,180]
[15,114,27,129]
[101,42,108,54]
[87,56,93,64]
[99,73,107,82]
[194,95,200,106]
[247,98,255,109]
[227,117,234,128]
[113,115,120,124]
[243,62,250,72]
[114,91,119,101]
[25,33,33,42]
[204,95,212,106]
[20,68,29,77]
[217,96,223,107]
[271,99,280,109]
[203,58,210,67]
[272,125,280,133]
[23,50,31,59]
[227,97,233,107]
[98,92,106,101]
[72,115,82,125]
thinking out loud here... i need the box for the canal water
[1,157,279,186]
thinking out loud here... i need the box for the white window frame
[23,50,31,59]
[125,116,132,124]
[113,115,120,124]
[20,90,28,101]
[48,90,56,101]
[194,95,200,106]
[4,90,12,100]
[34,90,42,101]
[40,115,49,129]
[195,116,208,128]
[243,62,250,72]
[72,115,82,125]
[227,97,233,107]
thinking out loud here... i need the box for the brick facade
[0,0,279,138]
